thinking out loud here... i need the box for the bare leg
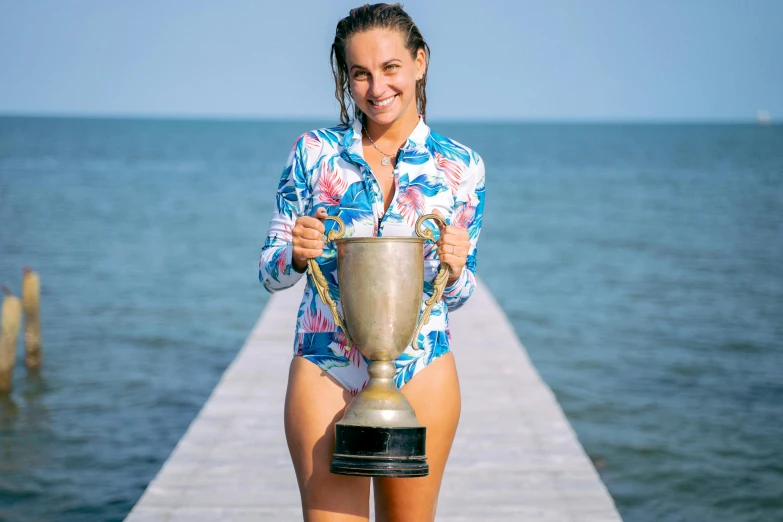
[284,356,371,521]
[373,352,461,522]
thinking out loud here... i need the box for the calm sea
[0,117,781,522]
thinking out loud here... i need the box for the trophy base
[330,424,428,477]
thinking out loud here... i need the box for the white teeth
[373,95,395,107]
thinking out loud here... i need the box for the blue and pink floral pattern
[259,117,485,394]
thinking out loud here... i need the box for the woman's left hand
[433,210,470,286]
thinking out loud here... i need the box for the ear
[415,48,427,77]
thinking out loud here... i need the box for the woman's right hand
[291,207,328,273]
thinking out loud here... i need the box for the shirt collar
[343,115,430,158]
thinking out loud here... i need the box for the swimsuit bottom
[295,329,451,395]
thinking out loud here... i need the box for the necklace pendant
[381,156,390,166]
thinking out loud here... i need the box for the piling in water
[1,286,22,394]
[22,267,42,369]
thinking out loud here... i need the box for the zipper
[377,158,401,236]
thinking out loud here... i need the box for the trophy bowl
[307,213,449,477]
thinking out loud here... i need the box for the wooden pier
[126,279,622,521]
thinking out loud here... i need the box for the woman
[259,4,485,520]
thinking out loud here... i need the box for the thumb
[431,208,447,229]
[313,207,328,220]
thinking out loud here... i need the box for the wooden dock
[125,279,622,521]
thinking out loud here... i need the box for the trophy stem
[330,360,429,477]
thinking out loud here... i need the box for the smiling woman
[258,3,486,521]
[330,12,428,128]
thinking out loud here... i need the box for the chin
[365,111,401,126]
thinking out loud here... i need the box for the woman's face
[345,29,426,128]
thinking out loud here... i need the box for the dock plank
[126,278,621,521]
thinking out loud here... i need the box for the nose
[368,76,389,99]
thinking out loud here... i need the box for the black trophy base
[330,424,428,477]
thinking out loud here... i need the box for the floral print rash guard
[259,116,485,394]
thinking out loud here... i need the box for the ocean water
[0,116,781,522]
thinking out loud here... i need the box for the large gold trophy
[307,213,449,477]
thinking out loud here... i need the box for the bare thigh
[284,356,370,522]
[373,351,461,522]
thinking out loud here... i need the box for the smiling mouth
[370,94,397,108]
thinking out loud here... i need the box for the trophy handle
[306,215,354,350]
[410,213,451,350]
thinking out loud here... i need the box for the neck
[364,109,420,148]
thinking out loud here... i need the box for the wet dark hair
[330,3,430,125]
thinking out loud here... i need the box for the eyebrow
[350,59,402,72]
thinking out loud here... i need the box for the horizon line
[0,110,775,126]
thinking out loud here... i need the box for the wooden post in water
[1,286,22,394]
[22,266,42,369]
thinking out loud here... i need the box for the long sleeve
[442,153,486,311]
[258,136,312,293]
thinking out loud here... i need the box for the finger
[438,230,460,244]
[437,245,465,259]
[293,238,326,250]
[302,215,327,231]
[440,226,469,241]
[295,248,324,260]
[293,238,325,252]
[297,216,326,233]
[431,209,447,230]
[296,227,324,241]
[439,233,469,248]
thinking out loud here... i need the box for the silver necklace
[363,127,399,167]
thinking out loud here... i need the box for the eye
[353,70,368,79]
[384,64,399,72]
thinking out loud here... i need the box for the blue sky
[1,0,781,121]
